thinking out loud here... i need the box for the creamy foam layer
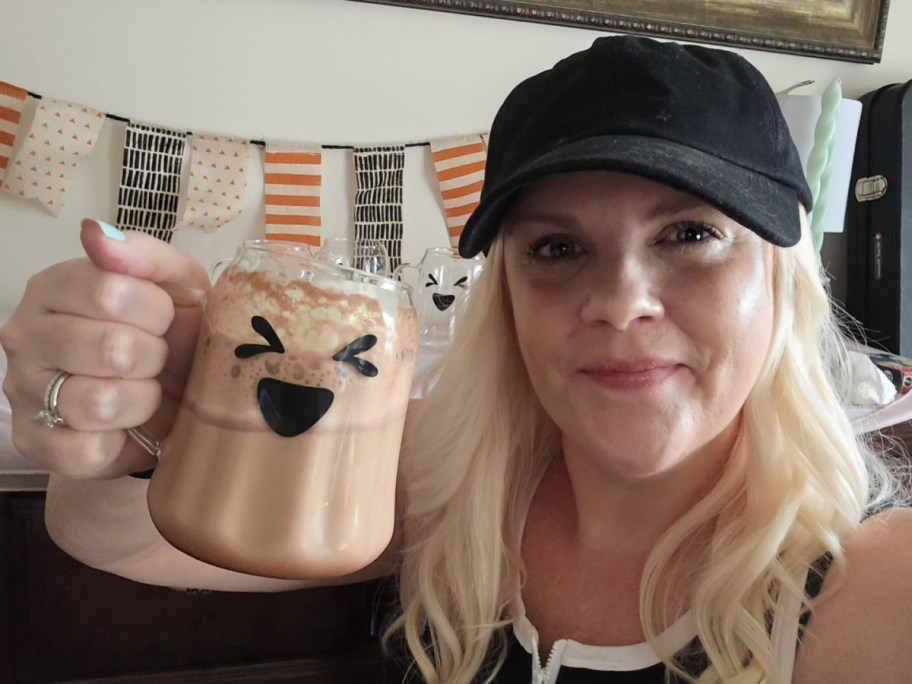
[184,265,418,433]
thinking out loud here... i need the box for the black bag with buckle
[844,81,912,356]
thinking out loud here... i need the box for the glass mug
[146,240,419,579]
[393,247,485,350]
[314,237,390,277]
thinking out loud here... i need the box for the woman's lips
[579,358,682,390]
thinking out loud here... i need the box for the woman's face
[503,171,775,479]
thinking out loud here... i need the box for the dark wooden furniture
[0,493,408,683]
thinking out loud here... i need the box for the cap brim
[459,135,802,257]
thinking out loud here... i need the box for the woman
[2,36,911,683]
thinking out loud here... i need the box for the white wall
[1,0,910,312]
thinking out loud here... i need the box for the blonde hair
[385,207,906,683]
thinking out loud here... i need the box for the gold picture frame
[351,0,891,63]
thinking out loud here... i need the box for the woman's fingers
[80,219,211,295]
[7,411,154,479]
[38,373,162,431]
[26,313,169,380]
[0,219,211,479]
[24,259,178,336]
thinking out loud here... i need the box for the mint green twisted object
[805,78,842,252]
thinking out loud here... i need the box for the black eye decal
[333,335,378,378]
[235,316,286,359]
[454,276,469,289]
[425,273,439,287]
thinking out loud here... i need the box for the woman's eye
[528,235,584,261]
[670,222,723,244]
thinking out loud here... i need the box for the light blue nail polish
[97,220,126,241]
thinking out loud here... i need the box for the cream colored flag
[179,134,250,231]
[3,98,105,215]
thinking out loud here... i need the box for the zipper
[532,636,566,684]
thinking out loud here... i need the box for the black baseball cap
[458,36,812,257]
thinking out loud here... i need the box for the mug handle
[209,256,233,283]
[392,263,420,286]
[127,426,162,460]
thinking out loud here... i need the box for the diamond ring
[35,370,71,428]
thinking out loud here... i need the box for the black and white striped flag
[353,146,405,271]
[116,123,186,242]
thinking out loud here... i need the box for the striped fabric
[179,134,249,232]
[3,99,105,215]
[263,142,322,246]
[0,81,28,184]
[430,135,486,250]
[116,123,186,242]
[354,146,405,271]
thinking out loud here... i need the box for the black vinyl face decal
[234,316,378,439]
[426,273,470,312]
[332,335,379,377]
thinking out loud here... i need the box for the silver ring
[35,370,71,428]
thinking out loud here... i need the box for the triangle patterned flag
[178,134,250,232]
[263,142,322,246]
[116,123,186,242]
[354,145,405,271]
[2,98,105,216]
[0,81,29,185]
[429,134,486,251]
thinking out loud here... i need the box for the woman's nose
[579,258,664,330]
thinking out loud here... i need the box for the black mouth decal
[426,273,470,312]
[256,378,333,438]
[432,293,456,311]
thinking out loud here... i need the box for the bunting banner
[0,81,28,184]
[1,83,494,253]
[2,99,105,216]
[429,135,486,251]
[116,123,186,242]
[353,145,405,271]
[481,131,490,150]
[179,134,250,232]
[263,142,322,246]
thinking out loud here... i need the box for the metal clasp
[855,175,888,202]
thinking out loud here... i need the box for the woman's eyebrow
[643,195,710,221]
[503,209,580,231]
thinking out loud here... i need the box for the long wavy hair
[384,207,906,683]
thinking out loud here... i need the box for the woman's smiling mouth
[579,358,683,390]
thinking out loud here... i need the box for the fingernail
[97,220,126,242]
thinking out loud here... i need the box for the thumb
[80,219,212,297]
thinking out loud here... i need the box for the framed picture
[350,0,891,63]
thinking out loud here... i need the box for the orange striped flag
[263,142,322,246]
[0,81,28,185]
[429,135,487,250]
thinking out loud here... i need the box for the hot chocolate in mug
[393,247,484,350]
[145,239,419,579]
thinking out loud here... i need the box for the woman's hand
[0,219,211,478]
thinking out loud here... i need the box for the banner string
[24,89,432,150]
